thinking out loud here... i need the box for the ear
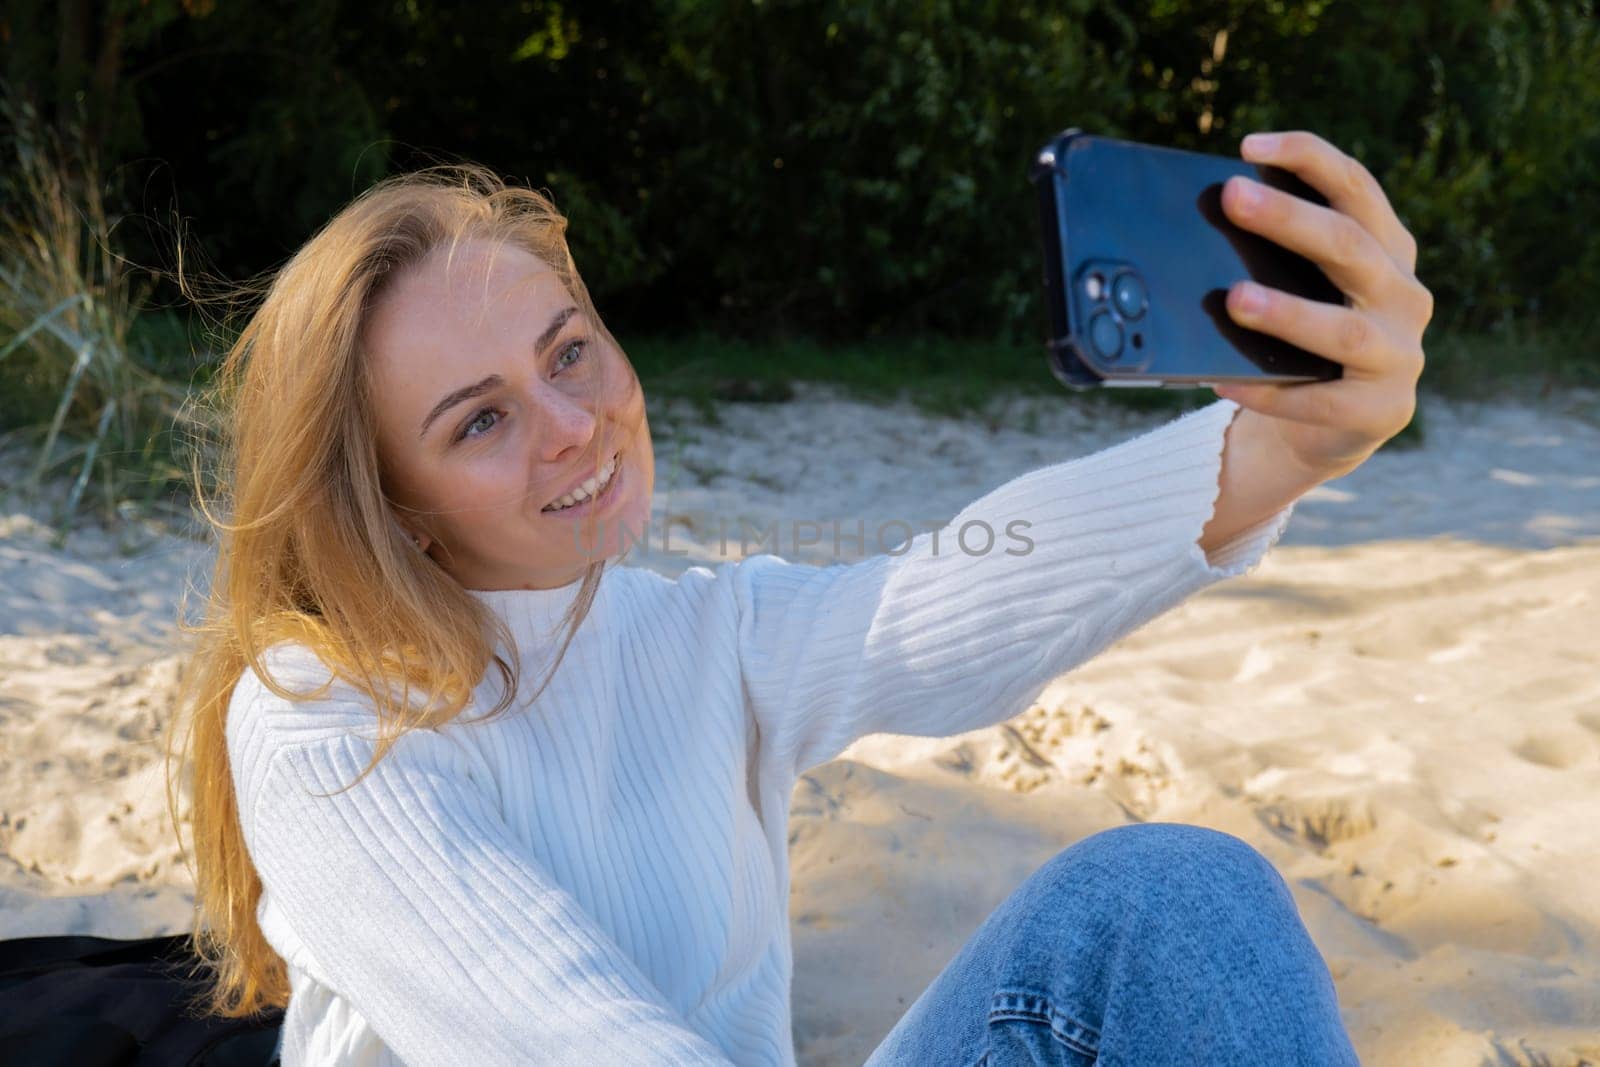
[391,513,431,554]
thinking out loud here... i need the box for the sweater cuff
[1183,398,1296,580]
[1196,489,1296,579]
[1128,395,1294,582]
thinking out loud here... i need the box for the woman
[166,128,1429,1065]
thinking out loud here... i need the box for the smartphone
[1030,128,1346,390]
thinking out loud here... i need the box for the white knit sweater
[225,398,1296,1066]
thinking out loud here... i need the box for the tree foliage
[4,0,1596,344]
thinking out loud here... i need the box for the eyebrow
[417,305,581,441]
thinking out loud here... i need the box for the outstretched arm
[730,398,1296,783]
[731,130,1431,788]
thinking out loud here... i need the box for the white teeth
[544,454,619,512]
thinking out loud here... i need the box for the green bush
[4,0,1596,354]
[1358,0,1600,336]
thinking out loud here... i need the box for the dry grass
[0,96,191,543]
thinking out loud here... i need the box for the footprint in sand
[1511,729,1598,771]
[1258,792,1379,853]
[1161,645,1268,684]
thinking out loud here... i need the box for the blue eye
[556,339,588,369]
[456,408,501,442]
[451,340,587,445]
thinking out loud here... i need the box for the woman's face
[364,238,654,590]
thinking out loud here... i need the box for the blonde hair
[161,163,626,1020]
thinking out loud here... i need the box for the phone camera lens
[1111,273,1148,319]
[1088,311,1123,361]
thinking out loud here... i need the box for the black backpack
[0,932,283,1066]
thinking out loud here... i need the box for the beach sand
[3,385,1597,1064]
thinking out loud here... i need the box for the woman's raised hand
[1213,130,1434,482]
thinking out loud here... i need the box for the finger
[1223,174,1406,314]
[1241,130,1419,277]
[1211,375,1404,439]
[1225,280,1423,379]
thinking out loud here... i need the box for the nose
[531,379,599,463]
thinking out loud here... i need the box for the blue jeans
[862,823,1361,1066]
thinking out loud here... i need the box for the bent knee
[974,824,1313,986]
[1038,823,1287,903]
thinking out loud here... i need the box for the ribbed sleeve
[730,398,1295,780]
[228,678,738,1066]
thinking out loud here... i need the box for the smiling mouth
[541,450,622,513]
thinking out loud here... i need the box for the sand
[2,383,1597,1065]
